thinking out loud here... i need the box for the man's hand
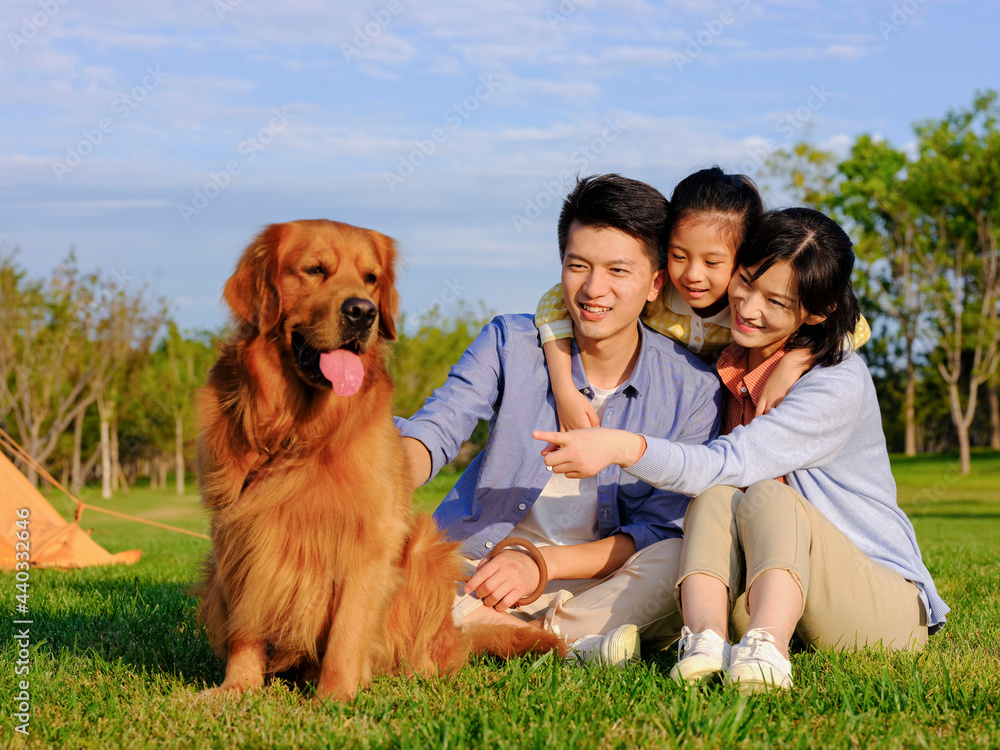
[532,427,643,478]
[464,550,542,611]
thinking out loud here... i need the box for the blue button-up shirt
[395,314,722,559]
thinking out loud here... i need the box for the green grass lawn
[3,451,999,749]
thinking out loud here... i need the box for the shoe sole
[725,666,793,693]
[670,657,726,684]
[601,624,640,667]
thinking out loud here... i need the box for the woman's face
[728,259,825,361]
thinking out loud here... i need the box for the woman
[533,207,948,692]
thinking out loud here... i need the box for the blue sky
[1,0,997,332]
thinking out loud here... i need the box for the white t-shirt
[510,384,617,547]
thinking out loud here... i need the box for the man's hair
[557,174,671,269]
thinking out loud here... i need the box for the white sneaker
[725,627,793,692]
[568,623,640,667]
[669,626,731,684]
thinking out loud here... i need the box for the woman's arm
[535,355,869,494]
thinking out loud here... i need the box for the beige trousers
[454,537,683,648]
[677,481,927,650]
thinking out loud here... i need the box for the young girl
[533,208,948,692]
[535,168,869,430]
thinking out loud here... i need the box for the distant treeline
[2,91,998,493]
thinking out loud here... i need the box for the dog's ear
[370,230,399,342]
[224,224,286,332]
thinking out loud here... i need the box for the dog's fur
[195,219,562,701]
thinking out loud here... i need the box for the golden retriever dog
[195,219,562,701]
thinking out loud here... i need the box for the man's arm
[401,436,432,494]
[394,317,505,485]
[466,534,636,611]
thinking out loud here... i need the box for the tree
[833,136,931,456]
[159,322,217,496]
[0,250,164,488]
[764,141,929,454]
[909,91,1000,474]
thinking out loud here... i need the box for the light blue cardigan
[628,351,949,632]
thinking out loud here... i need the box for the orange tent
[1,450,141,570]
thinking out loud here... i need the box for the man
[397,174,721,664]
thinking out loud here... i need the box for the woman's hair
[737,207,861,367]
[670,167,764,250]
[558,174,671,270]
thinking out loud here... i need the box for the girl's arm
[756,313,873,416]
[535,283,599,430]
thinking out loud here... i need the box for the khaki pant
[677,481,927,650]
[454,538,683,648]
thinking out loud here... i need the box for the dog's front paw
[196,679,262,700]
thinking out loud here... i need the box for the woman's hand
[532,427,644,478]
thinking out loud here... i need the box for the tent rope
[0,427,209,542]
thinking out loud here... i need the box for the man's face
[561,221,666,348]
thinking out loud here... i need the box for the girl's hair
[737,207,861,367]
[670,166,764,250]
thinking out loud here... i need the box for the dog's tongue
[319,350,365,397]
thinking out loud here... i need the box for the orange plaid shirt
[716,343,789,484]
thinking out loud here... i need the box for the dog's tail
[464,622,567,659]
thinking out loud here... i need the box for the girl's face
[728,259,826,361]
[667,218,736,318]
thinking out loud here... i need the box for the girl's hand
[532,427,643,478]
[555,387,600,431]
[756,349,812,416]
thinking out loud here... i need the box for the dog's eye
[305,266,325,277]
[365,273,378,285]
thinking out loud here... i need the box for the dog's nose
[342,297,377,330]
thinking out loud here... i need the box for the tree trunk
[947,383,972,476]
[71,411,84,492]
[78,444,101,488]
[904,338,917,457]
[904,368,917,456]
[25,426,41,488]
[110,413,121,494]
[990,380,1000,451]
[150,455,159,491]
[159,456,168,490]
[98,395,112,499]
[175,411,185,496]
